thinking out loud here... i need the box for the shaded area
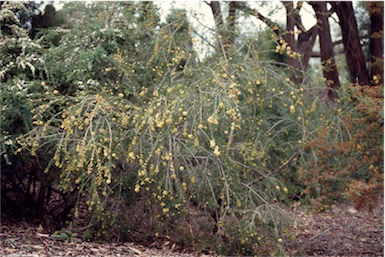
[0,221,209,257]
[1,201,383,256]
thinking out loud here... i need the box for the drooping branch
[246,149,300,186]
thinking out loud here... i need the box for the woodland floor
[1,201,383,257]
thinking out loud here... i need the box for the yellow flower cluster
[275,39,302,59]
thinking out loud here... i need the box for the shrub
[9,2,330,255]
[300,84,383,211]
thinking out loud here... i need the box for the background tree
[207,1,383,99]
[367,1,384,84]
[331,2,370,85]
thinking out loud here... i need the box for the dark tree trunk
[226,1,237,45]
[208,1,226,54]
[282,1,302,83]
[368,2,384,85]
[237,2,318,84]
[209,1,237,55]
[310,1,340,101]
[297,26,318,71]
[331,1,370,85]
[208,1,223,28]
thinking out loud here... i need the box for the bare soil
[286,201,384,256]
[1,201,383,256]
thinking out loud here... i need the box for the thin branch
[247,149,300,186]
[236,2,284,36]
[191,28,217,50]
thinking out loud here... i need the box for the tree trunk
[282,1,302,83]
[226,1,237,46]
[237,2,318,84]
[310,1,340,101]
[368,2,384,85]
[208,1,223,29]
[209,1,237,56]
[297,26,318,71]
[332,1,370,85]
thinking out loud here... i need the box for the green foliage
[1,1,45,159]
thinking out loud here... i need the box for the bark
[207,1,238,56]
[208,1,223,29]
[282,1,301,83]
[227,1,237,45]
[331,1,370,85]
[368,2,384,85]
[310,1,340,101]
[297,26,318,70]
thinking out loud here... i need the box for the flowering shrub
[18,51,306,253]
[13,11,322,250]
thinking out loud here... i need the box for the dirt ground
[1,201,383,256]
[286,201,384,256]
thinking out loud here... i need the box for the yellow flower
[134,184,140,193]
[214,146,220,156]
[283,187,288,194]
[207,115,219,125]
[210,139,216,149]
[128,152,135,161]
[290,105,295,114]
[118,93,124,98]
